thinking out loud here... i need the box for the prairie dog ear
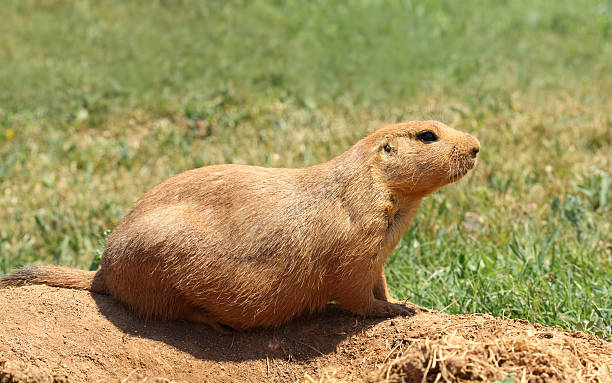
[380,135,397,155]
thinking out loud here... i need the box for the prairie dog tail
[0,266,107,294]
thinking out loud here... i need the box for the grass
[1,0,610,336]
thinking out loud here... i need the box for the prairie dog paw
[391,299,432,313]
[368,299,415,317]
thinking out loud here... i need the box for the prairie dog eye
[383,143,393,153]
[416,131,438,143]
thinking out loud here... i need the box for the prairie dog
[1,120,480,330]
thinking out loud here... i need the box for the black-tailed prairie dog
[1,120,480,330]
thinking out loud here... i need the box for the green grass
[1,0,610,336]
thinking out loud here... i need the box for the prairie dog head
[370,120,480,196]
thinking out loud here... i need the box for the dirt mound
[0,286,610,383]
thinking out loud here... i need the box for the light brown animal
[1,120,480,330]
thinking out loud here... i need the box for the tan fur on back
[1,121,480,330]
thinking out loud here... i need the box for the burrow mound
[0,286,610,383]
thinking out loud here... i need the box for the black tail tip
[0,267,43,287]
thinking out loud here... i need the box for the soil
[0,285,610,383]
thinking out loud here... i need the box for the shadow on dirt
[91,292,386,363]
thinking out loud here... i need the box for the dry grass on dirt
[0,286,610,383]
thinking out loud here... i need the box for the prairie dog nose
[468,135,480,158]
[471,146,480,158]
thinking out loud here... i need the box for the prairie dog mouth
[449,158,476,181]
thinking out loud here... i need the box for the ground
[1,286,610,383]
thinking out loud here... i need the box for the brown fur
[0,121,480,330]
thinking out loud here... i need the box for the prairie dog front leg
[373,267,392,301]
